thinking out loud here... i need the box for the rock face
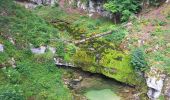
[31,46,46,54]
[145,67,165,99]
[0,44,4,52]
[30,0,57,6]
[61,0,113,19]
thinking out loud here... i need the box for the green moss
[72,49,96,69]
[99,49,142,85]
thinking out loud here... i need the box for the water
[85,89,121,100]
[62,68,136,100]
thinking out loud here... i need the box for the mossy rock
[99,49,142,85]
[72,48,142,86]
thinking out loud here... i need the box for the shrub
[131,48,148,71]
[56,41,65,58]
[104,0,141,22]
[105,28,127,45]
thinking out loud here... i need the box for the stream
[60,66,138,100]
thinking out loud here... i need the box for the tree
[104,0,141,22]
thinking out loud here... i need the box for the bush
[105,28,127,45]
[131,48,148,71]
[104,0,141,22]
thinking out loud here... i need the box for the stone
[69,0,113,19]
[9,37,15,45]
[31,46,46,54]
[8,57,16,68]
[30,0,57,6]
[166,0,169,3]
[145,67,165,99]
[0,44,4,52]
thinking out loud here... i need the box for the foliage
[3,68,21,84]
[0,86,25,100]
[73,49,95,67]
[0,0,72,99]
[0,0,60,48]
[131,48,148,71]
[104,0,141,22]
[56,41,65,58]
[105,27,127,45]
[99,49,142,85]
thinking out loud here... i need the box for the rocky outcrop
[0,44,4,52]
[30,0,57,6]
[145,67,165,99]
[54,57,75,67]
[31,46,46,54]
[60,0,113,19]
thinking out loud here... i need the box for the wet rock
[145,67,165,99]
[31,46,46,54]
[73,76,83,82]
[0,44,4,52]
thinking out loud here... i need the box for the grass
[0,0,72,99]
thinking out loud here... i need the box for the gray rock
[145,67,165,99]
[31,46,46,54]
[0,44,4,52]
[30,0,57,6]
[70,0,113,19]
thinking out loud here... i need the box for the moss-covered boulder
[99,49,142,85]
[72,48,143,86]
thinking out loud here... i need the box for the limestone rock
[31,46,46,54]
[145,67,165,99]
[54,57,74,67]
[30,0,57,6]
[0,44,4,52]
[62,0,113,19]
